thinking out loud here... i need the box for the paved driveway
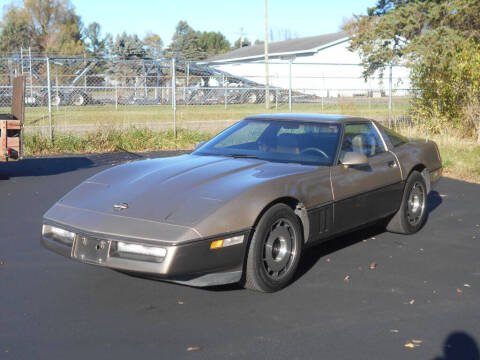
[1,152,479,359]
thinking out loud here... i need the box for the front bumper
[41,222,250,287]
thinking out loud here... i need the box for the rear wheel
[386,170,427,234]
[246,92,258,104]
[244,204,303,292]
[51,94,62,106]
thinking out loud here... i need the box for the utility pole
[28,47,33,99]
[264,0,270,109]
[388,64,393,123]
[46,57,53,143]
[172,58,177,138]
[288,59,292,112]
[240,28,245,47]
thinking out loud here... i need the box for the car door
[331,122,403,234]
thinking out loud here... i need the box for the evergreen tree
[165,21,206,60]
[112,32,146,59]
[198,31,230,56]
[85,22,104,56]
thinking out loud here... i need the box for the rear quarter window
[381,126,409,147]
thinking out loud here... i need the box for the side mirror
[341,151,369,167]
[194,141,207,150]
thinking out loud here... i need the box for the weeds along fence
[0,56,413,139]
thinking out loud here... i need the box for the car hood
[48,154,316,231]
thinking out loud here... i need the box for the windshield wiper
[224,153,259,159]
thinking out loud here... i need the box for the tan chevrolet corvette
[42,114,442,292]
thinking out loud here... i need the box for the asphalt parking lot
[1,151,480,360]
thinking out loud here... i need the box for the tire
[244,203,303,292]
[386,170,428,234]
[246,92,257,104]
[268,92,276,103]
[71,92,86,106]
[51,94,62,106]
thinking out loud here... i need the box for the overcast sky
[64,0,376,44]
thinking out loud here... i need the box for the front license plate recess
[73,235,109,264]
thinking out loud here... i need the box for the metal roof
[244,113,370,123]
[206,31,349,63]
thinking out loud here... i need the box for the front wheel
[387,170,428,234]
[71,92,87,106]
[244,204,303,292]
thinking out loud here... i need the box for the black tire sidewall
[248,204,303,292]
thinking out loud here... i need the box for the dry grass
[395,125,480,183]
[24,127,212,156]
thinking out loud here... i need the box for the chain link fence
[0,56,413,137]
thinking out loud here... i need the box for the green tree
[111,32,146,59]
[0,20,35,55]
[103,32,114,58]
[85,22,104,56]
[345,0,480,135]
[1,0,86,55]
[143,32,163,58]
[106,32,145,88]
[198,31,230,56]
[53,11,84,55]
[165,21,206,60]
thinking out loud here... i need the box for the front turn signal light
[210,235,244,250]
[210,239,224,249]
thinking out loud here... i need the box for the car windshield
[193,119,341,166]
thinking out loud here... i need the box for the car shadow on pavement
[0,156,95,180]
[0,150,190,180]
[295,190,443,283]
[427,190,442,213]
[433,331,479,360]
[294,222,387,282]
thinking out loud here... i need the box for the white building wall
[211,40,411,97]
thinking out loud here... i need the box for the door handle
[388,160,397,168]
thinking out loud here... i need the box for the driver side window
[341,123,385,159]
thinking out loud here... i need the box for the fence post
[172,58,177,138]
[264,0,269,109]
[288,59,292,112]
[388,64,392,123]
[223,73,227,109]
[46,57,53,143]
[185,62,190,107]
[154,61,159,101]
[28,47,33,99]
[115,83,118,110]
[55,75,59,111]
[20,47,24,74]
[322,72,325,112]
